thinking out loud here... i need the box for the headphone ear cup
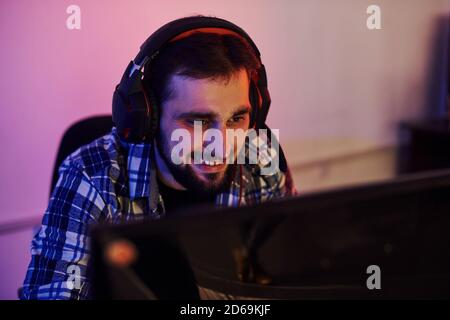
[113,84,140,141]
[143,86,159,141]
[249,80,260,129]
[112,79,158,143]
[254,64,271,128]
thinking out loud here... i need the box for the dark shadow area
[397,14,450,175]
[92,169,450,299]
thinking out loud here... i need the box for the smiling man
[21,17,296,299]
[155,69,251,200]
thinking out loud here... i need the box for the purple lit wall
[0,0,448,299]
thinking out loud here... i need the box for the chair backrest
[50,115,113,197]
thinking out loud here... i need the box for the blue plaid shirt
[21,127,295,299]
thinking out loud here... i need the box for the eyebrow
[175,105,251,120]
[232,106,251,117]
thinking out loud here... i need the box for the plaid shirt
[21,127,295,300]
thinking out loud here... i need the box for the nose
[202,122,227,162]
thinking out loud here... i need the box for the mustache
[183,149,229,165]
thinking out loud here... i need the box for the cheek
[159,120,196,160]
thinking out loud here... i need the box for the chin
[197,171,225,185]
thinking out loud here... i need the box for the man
[21,17,296,299]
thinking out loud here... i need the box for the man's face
[156,68,251,195]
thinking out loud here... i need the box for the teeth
[203,159,223,166]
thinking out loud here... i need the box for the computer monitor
[91,168,450,299]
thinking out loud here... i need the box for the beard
[155,133,236,197]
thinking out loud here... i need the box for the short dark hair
[143,30,261,110]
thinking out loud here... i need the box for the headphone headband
[134,17,261,71]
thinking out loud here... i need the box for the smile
[202,159,223,166]
[194,159,226,173]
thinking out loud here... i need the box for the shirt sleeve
[21,161,107,300]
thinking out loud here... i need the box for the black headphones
[112,16,271,143]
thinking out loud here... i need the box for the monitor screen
[91,168,450,299]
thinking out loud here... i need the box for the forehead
[162,68,250,117]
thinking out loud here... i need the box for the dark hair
[142,30,261,110]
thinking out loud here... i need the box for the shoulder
[242,163,286,198]
[55,128,129,206]
[59,128,122,178]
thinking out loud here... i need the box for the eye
[228,116,245,125]
[186,119,209,127]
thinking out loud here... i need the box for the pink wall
[0,0,448,299]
